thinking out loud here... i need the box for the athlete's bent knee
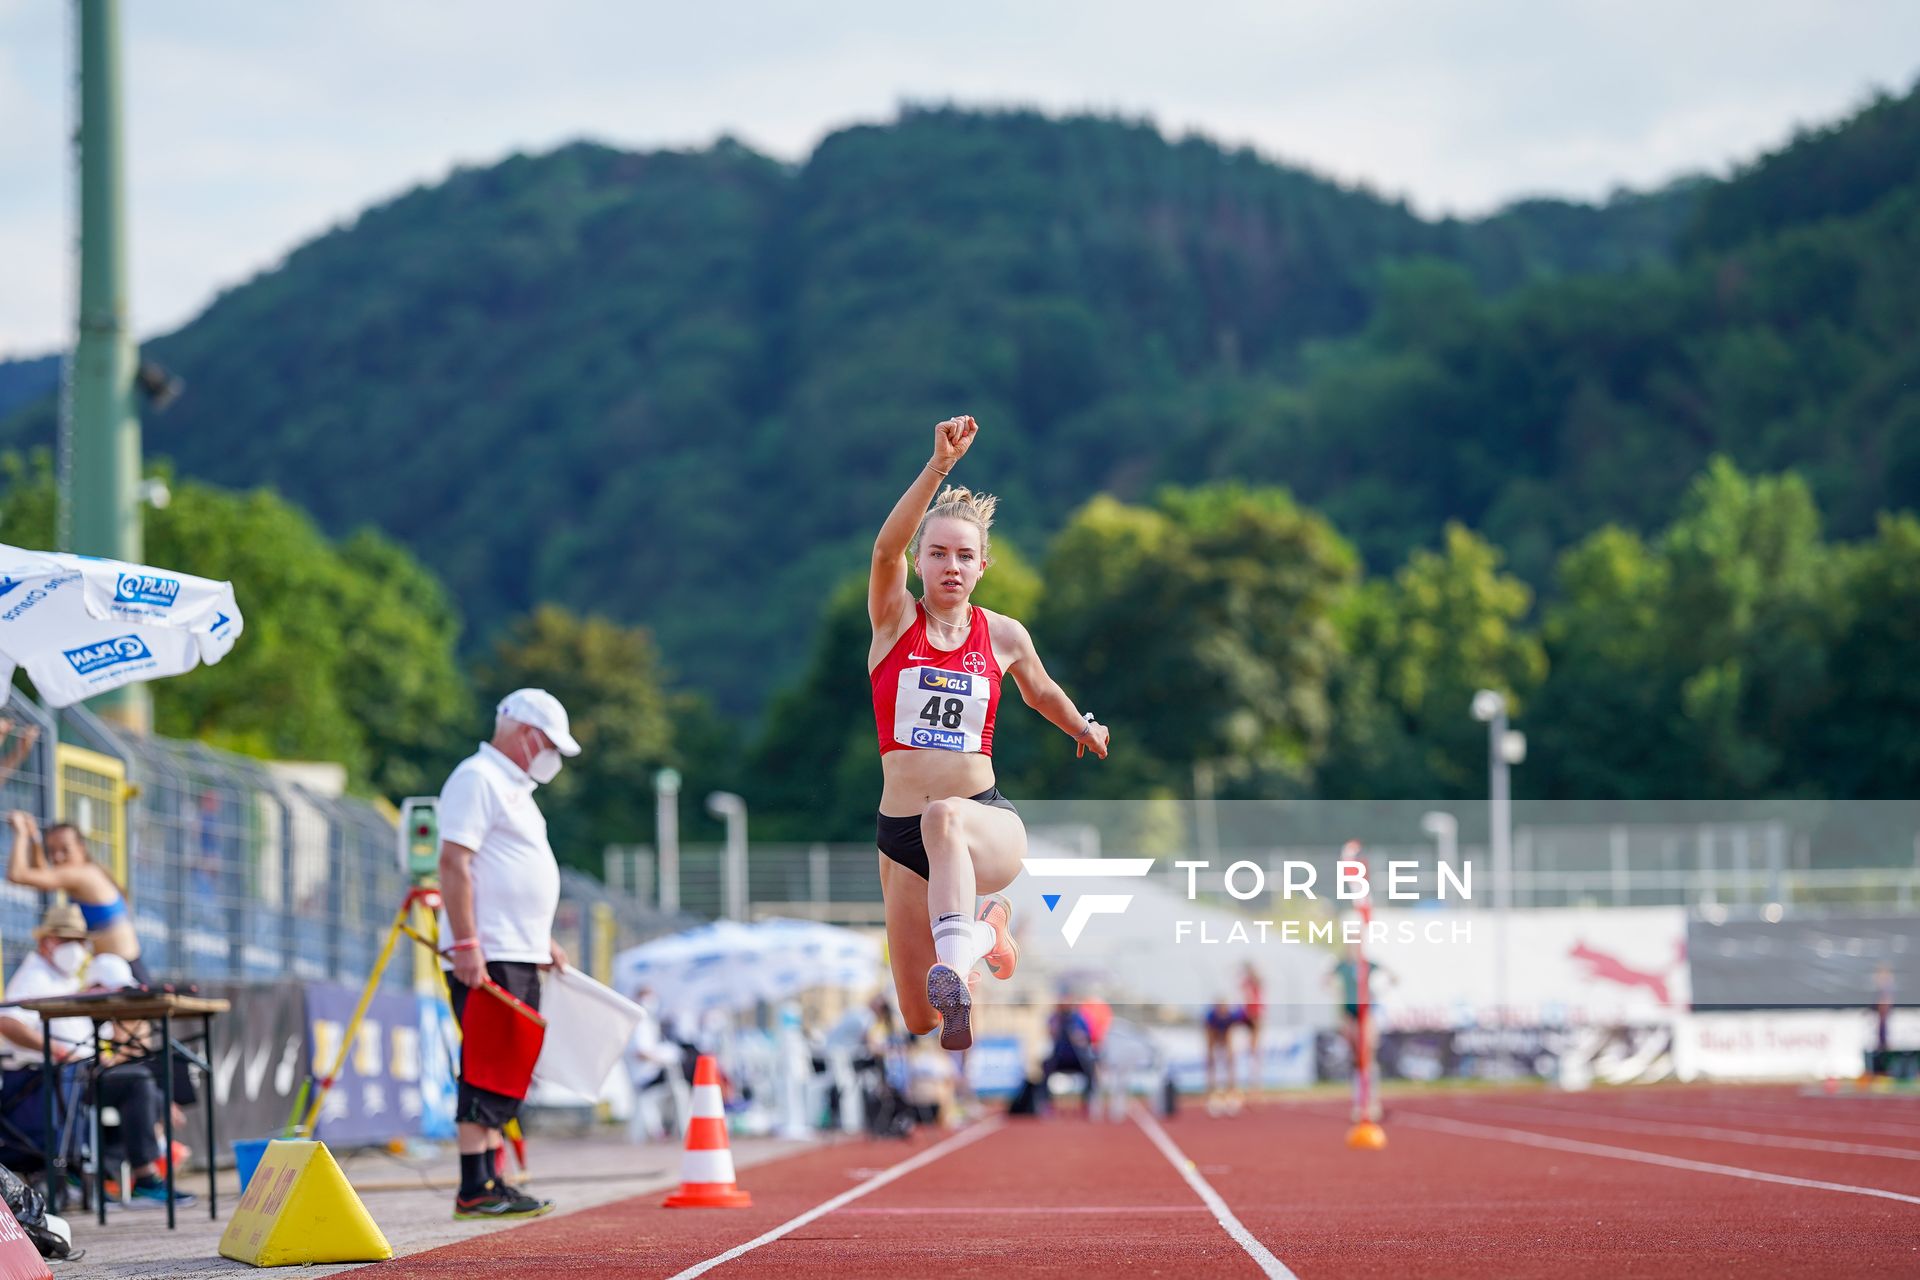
[922,797,966,843]
[902,1010,938,1036]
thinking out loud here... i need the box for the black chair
[0,1063,89,1203]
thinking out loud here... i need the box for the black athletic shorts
[875,787,1019,880]
[447,959,542,1130]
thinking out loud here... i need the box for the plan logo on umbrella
[0,543,243,706]
[65,634,154,677]
[113,571,181,610]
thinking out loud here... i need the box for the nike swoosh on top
[909,654,936,661]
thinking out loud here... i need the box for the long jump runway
[350,1086,1920,1278]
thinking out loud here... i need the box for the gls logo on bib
[918,669,974,695]
[65,634,154,676]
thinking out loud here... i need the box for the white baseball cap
[496,688,582,756]
[86,953,138,991]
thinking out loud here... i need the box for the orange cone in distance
[1346,1120,1388,1150]
[663,1055,753,1208]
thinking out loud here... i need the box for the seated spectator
[1038,997,1097,1112]
[0,910,190,1207]
[0,905,95,1068]
[624,987,683,1141]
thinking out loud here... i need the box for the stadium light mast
[707,791,748,921]
[1420,810,1458,881]
[655,767,682,914]
[1472,690,1525,1024]
[66,0,149,733]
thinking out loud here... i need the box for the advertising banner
[1672,1011,1867,1081]
[1365,907,1690,1030]
[303,982,425,1144]
[199,980,308,1144]
[1688,913,1920,1009]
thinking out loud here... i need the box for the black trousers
[446,960,542,1130]
[96,1062,163,1169]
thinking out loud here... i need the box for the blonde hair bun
[911,485,998,567]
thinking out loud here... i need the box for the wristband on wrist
[927,462,951,477]
[448,937,480,953]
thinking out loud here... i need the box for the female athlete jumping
[869,415,1109,1050]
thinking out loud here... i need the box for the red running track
[351,1085,1920,1278]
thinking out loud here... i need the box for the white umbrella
[613,918,881,1025]
[0,543,242,707]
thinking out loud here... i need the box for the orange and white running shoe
[978,893,1018,980]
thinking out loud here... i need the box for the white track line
[1132,1105,1298,1278]
[665,1120,1005,1279]
[1398,1113,1920,1207]
[1577,1098,1920,1142]
[1426,1099,1920,1161]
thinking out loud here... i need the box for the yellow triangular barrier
[218,1139,393,1267]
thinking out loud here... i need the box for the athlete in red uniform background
[868,415,1110,1049]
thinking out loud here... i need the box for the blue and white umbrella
[613,918,881,1025]
[0,543,242,707]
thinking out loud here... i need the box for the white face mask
[528,748,562,785]
[50,941,88,975]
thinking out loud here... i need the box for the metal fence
[603,821,1920,927]
[607,843,890,926]
[15,682,1915,994]
[0,697,412,987]
[0,690,688,994]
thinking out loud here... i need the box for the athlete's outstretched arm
[999,618,1110,759]
[869,415,976,630]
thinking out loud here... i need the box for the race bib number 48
[894,666,989,752]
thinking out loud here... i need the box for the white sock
[971,919,997,955]
[932,913,978,973]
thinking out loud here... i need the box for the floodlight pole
[655,767,681,914]
[707,791,748,921]
[1473,690,1512,1026]
[67,0,149,733]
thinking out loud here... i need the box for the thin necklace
[924,600,972,637]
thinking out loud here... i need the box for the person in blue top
[7,811,149,984]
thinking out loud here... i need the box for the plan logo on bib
[1020,856,1154,946]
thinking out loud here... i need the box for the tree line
[2,448,1912,869]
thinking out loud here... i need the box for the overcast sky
[3,0,1917,357]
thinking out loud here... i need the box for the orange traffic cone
[663,1055,753,1208]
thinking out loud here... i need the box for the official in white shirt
[437,688,580,1221]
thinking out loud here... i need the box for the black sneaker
[453,1181,553,1221]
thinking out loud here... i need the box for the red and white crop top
[871,602,1004,756]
